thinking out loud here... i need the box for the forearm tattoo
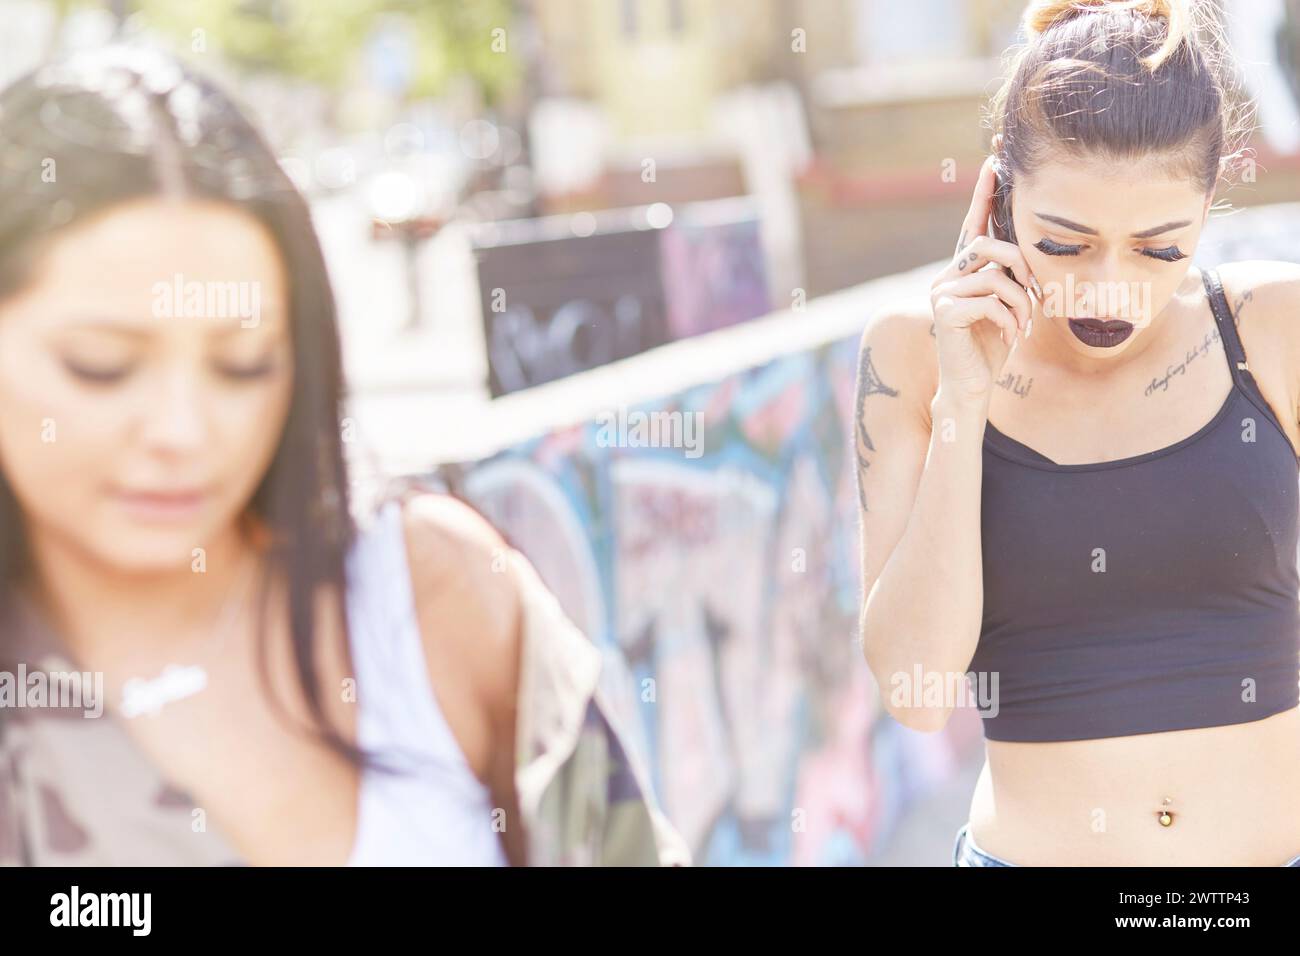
[854,346,899,512]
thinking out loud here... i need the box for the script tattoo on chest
[995,371,1033,398]
[854,346,899,512]
[1144,324,1222,397]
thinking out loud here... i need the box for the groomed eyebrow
[1033,213,1193,239]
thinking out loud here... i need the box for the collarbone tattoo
[1143,323,1222,397]
[995,371,1033,398]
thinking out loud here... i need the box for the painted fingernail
[1030,276,1043,299]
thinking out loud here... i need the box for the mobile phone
[990,158,1019,282]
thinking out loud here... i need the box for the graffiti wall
[436,327,981,866]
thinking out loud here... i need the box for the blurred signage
[660,199,770,340]
[472,199,769,397]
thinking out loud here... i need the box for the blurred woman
[0,44,687,867]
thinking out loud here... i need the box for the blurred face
[0,198,294,572]
[1010,155,1214,357]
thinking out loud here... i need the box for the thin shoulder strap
[1201,267,1250,373]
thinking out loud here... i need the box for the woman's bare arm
[857,155,1031,734]
[855,307,991,733]
[400,493,527,865]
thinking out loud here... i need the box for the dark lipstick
[1067,317,1134,348]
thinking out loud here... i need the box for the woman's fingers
[945,234,1034,293]
[954,155,998,256]
[932,287,1020,347]
[933,270,1034,333]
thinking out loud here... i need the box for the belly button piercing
[1157,797,1175,827]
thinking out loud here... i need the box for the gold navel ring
[1157,797,1175,827]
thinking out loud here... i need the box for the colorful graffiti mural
[435,329,980,865]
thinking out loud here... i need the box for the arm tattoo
[954,229,968,258]
[854,345,899,512]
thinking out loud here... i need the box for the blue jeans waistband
[952,822,1300,866]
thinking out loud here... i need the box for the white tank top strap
[342,498,507,866]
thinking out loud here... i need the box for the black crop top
[971,268,1300,742]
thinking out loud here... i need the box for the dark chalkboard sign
[472,200,769,397]
[472,210,671,397]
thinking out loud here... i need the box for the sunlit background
[5,0,1300,865]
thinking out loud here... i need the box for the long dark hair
[0,44,368,766]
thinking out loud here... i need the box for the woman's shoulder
[387,491,522,727]
[1213,259,1300,333]
[1213,259,1300,364]
[1211,260,1300,443]
[392,490,512,581]
[860,295,937,348]
[856,296,940,422]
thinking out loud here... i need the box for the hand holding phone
[990,156,1019,277]
[990,154,1044,318]
[930,155,1037,404]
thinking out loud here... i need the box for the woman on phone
[0,45,688,867]
[857,0,1300,866]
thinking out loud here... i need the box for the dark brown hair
[0,45,374,767]
[987,0,1255,221]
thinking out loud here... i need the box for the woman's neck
[1023,271,1200,381]
[17,513,268,666]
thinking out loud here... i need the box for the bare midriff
[967,705,1300,865]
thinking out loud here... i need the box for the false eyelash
[1034,237,1081,256]
[1034,237,1189,262]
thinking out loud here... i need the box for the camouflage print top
[0,505,690,868]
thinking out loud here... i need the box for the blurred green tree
[55,0,522,104]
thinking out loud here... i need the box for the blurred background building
[6,0,1300,866]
